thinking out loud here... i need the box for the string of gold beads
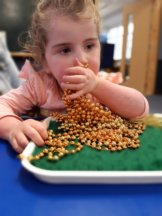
[19,89,145,161]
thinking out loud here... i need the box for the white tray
[21,113,162,184]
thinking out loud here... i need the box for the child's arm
[0,116,48,153]
[0,60,49,152]
[91,77,149,119]
[61,67,149,119]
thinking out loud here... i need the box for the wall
[0,0,35,51]
[156,25,162,93]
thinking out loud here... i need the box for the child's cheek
[91,62,100,75]
[50,69,62,84]
[58,70,67,84]
[91,53,100,74]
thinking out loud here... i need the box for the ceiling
[99,0,137,32]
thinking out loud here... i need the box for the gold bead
[22,88,145,163]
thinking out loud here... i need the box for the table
[1,95,162,215]
[1,138,162,216]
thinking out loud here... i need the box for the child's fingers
[25,120,48,140]
[42,117,52,129]
[17,133,29,149]
[62,75,86,84]
[67,89,85,100]
[24,126,46,147]
[64,67,85,75]
[11,136,26,153]
[61,82,84,91]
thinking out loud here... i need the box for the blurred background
[0,0,162,97]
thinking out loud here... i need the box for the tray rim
[21,113,162,184]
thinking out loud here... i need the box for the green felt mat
[31,121,162,171]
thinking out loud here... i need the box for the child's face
[44,15,101,85]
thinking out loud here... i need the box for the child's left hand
[61,66,98,99]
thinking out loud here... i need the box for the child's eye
[60,47,71,55]
[86,44,94,50]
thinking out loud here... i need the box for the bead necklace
[19,89,145,161]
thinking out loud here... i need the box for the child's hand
[61,66,98,99]
[9,119,48,153]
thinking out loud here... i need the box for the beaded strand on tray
[25,89,145,162]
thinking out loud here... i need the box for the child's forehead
[47,17,98,43]
[48,12,94,24]
[44,8,99,35]
[47,15,98,39]
[48,13,97,31]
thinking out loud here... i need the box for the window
[107,21,134,61]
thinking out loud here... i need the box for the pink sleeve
[0,61,46,120]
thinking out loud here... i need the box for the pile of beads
[22,90,145,162]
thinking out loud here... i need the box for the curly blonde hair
[24,0,100,68]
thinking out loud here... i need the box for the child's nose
[74,58,88,68]
[74,51,87,66]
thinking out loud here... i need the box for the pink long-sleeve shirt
[0,61,66,120]
[0,61,148,120]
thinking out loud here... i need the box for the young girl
[0,0,149,153]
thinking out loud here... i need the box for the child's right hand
[8,118,48,153]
